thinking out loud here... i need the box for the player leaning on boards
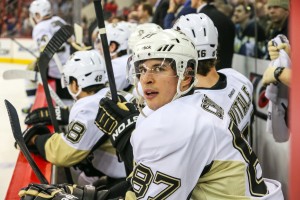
[173,13,255,144]
[20,50,127,187]
[96,27,284,199]
[23,0,73,113]
[19,29,283,199]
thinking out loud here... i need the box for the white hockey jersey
[32,16,71,79]
[129,92,283,200]
[194,68,254,143]
[44,88,126,178]
[111,54,131,90]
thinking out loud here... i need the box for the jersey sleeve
[44,103,104,166]
[130,102,216,199]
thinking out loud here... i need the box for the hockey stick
[10,37,38,58]
[4,99,49,184]
[74,23,83,46]
[93,0,118,102]
[3,69,66,108]
[38,25,73,132]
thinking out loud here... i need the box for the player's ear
[180,67,194,91]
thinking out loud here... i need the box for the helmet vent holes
[75,58,81,61]
[90,58,95,65]
[203,28,206,36]
[168,45,174,51]
[192,29,196,38]
[85,72,92,77]
[162,45,169,51]
[148,53,151,56]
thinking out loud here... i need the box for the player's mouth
[144,89,158,100]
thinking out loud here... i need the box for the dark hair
[109,41,128,57]
[70,77,106,94]
[236,0,254,18]
[141,3,153,16]
[197,59,217,76]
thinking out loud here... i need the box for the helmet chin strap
[67,86,82,101]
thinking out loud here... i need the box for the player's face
[139,59,178,110]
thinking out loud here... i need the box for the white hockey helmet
[29,0,52,25]
[105,22,131,55]
[127,23,163,55]
[173,13,218,60]
[131,29,198,100]
[62,50,107,98]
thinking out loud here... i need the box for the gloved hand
[18,183,79,200]
[15,123,51,154]
[268,40,291,60]
[94,95,139,148]
[19,183,118,200]
[25,106,69,126]
[262,66,277,86]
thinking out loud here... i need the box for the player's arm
[262,66,291,86]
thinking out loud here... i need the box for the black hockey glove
[18,183,79,200]
[15,123,51,154]
[94,95,139,149]
[25,106,69,126]
[19,183,120,200]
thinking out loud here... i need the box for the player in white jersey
[173,13,254,143]
[18,30,283,200]
[22,50,126,186]
[95,22,132,91]
[23,0,72,113]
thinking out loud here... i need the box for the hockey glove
[94,95,139,148]
[19,183,118,200]
[18,183,79,200]
[15,123,51,154]
[25,106,69,126]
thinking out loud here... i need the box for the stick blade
[3,69,37,81]
[74,23,83,45]
[42,25,74,60]
[4,99,49,184]
[5,100,22,141]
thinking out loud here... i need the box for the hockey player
[23,0,72,113]
[22,50,127,186]
[173,13,254,144]
[19,29,283,200]
[94,22,132,91]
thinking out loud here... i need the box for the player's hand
[268,40,291,60]
[15,123,51,154]
[94,95,139,147]
[262,66,277,86]
[18,183,79,200]
[25,106,69,126]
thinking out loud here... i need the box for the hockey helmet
[173,13,218,60]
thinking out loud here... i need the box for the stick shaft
[93,0,118,102]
